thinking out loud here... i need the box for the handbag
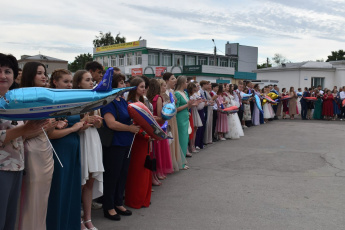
[144,140,156,171]
[97,102,118,147]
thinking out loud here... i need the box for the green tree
[326,49,345,62]
[272,53,288,65]
[68,53,93,72]
[93,31,126,48]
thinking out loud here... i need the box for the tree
[257,57,272,69]
[272,53,288,66]
[68,53,93,72]
[93,31,126,48]
[326,50,345,62]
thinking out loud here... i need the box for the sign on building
[183,65,202,74]
[131,68,143,76]
[155,67,167,77]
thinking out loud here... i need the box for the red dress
[125,104,152,208]
[322,94,334,116]
[152,95,173,177]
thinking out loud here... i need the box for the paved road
[93,118,345,230]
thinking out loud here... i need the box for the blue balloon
[161,120,168,132]
[0,67,135,120]
[254,94,264,114]
[162,103,177,120]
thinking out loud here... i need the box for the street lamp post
[212,39,217,66]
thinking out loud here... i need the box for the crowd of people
[1,52,343,230]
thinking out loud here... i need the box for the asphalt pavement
[92,117,345,230]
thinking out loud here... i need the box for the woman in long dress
[252,84,261,126]
[18,62,56,230]
[47,69,90,230]
[175,76,194,168]
[203,83,214,144]
[224,84,244,139]
[215,84,228,140]
[187,82,203,151]
[125,77,152,209]
[73,70,104,229]
[313,90,323,120]
[322,90,334,120]
[288,87,298,120]
[162,73,186,171]
[147,79,173,183]
[0,54,48,230]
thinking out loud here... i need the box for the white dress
[79,111,104,199]
[190,94,203,127]
[224,94,244,139]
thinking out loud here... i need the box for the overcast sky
[1,0,344,65]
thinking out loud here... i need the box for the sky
[1,0,345,65]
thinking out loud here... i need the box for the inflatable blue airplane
[0,67,134,120]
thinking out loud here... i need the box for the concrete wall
[238,45,258,73]
[257,69,336,90]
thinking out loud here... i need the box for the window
[148,53,159,66]
[135,52,142,65]
[198,57,207,65]
[209,58,215,66]
[174,54,183,66]
[118,54,124,66]
[126,53,133,66]
[103,56,109,67]
[311,77,324,88]
[230,61,236,68]
[187,56,196,65]
[220,59,228,67]
[110,55,117,67]
[162,54,172,66]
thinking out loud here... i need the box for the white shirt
[340,91,345,100]
[211,91,218,110]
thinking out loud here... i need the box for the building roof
[254,61,334,72]
[19,54,67,62]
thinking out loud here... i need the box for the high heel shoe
[103,209,121,221]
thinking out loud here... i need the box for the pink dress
[216,95,229,133]
[152,95,173,177]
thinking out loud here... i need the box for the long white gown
[224,94,244,139]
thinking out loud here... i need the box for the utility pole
[212,39,217,66]
[266,57,269,67]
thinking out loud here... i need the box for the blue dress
[333,100,341,115]
[46,115,81,230]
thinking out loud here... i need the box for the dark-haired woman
[147,79,173,184]
[125,77,152,209]
[101,74,139,219]
[46,69,91,230]
[0,53,48,230]
[73,70,104,229]
[18,62,57,230]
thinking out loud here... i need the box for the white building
[93,40,258,83]
[254,61,345,90]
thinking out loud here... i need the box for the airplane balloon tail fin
[92,67,114,91]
